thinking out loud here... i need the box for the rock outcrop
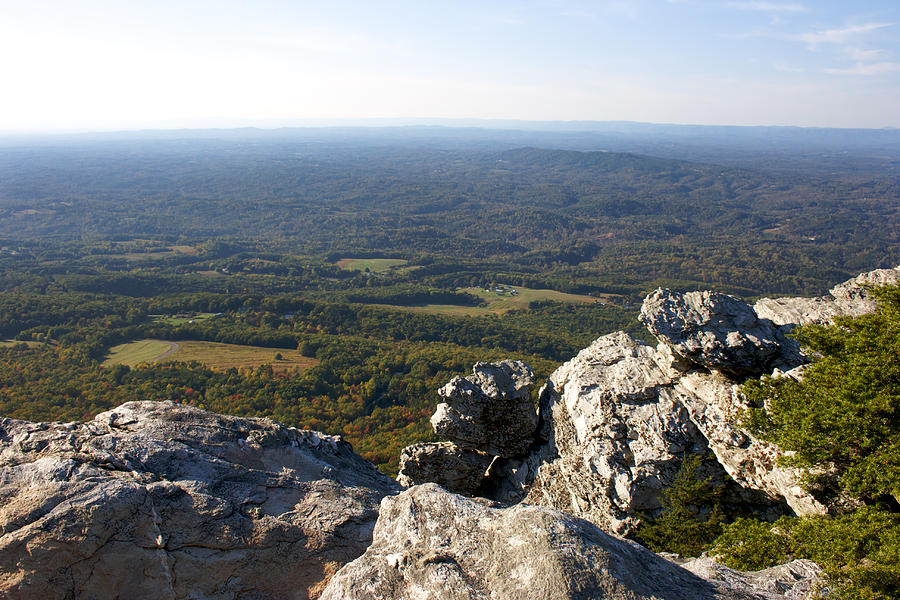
[397,360,536,494]
[0,401,398,600]
[754,266,900,326]
[431,359,536,457]
[512,331,804,535]
[452,269,897,533]
[640,288,803,378]
[321,484,821,600]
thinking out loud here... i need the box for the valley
[1,127,898,473]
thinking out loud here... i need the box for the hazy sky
[2,0,898,131]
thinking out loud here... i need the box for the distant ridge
[4,120,897,176]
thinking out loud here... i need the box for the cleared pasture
[335,258,408,272]
[102,339,176,366]
[373,286,607,316]
[103,339,318,373]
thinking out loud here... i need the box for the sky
[1,0,898,132]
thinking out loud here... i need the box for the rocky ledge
[320,484,821,600]
[0,401,398,600]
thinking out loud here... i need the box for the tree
[634,454,724,557]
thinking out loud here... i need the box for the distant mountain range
[3,120,899,175]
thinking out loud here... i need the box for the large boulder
[520,332,706,533]
[321,484,818,600]
[431,360,536,458]
[640,288,803,378]
[0,401,398,600]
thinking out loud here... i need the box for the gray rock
[321,484,813,600]
[640,288,803,378]
[431,360,537,458]
[396,442,493,496]
[754,266,900,327]
[0,401,398,600]
[682,558,826,600]
[519,332,714,534]
[506,332,814,535]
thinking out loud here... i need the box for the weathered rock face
[0,401,398,600]
[519,332,712,533]
[510,332,806,535]
[508,271,895,533]
[431,360,536,458]
[640,288,803,378]
[669,372,824,516]
[754,266,900,326]
[321,484,817,600]
[396,442,493,496]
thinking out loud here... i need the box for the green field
[375,286,609,316]
[103,339,318,372]
[336,257,408,272]
[102,339,177,367]
[467,286,610,311]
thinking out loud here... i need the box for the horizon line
[2,117,899,138]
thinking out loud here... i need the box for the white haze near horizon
[1,0,898,133]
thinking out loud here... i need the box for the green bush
[711,517,791,571]
[713,508,900,600]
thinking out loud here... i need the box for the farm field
[376,286,610,316]
[336,257,408,272]
[102,339,178,367]
[103,339,318,373]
